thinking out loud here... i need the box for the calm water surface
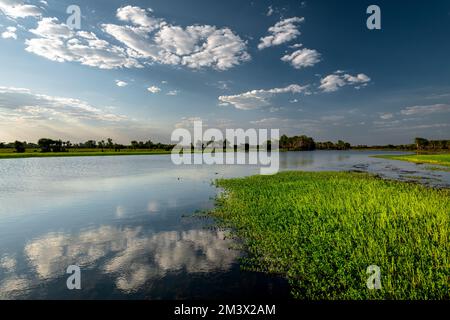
[0,151,449,299]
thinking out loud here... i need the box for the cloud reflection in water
[12,225,239,294]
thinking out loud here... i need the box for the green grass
[425,166,450,172]
[0,149,172,159]
[212,171,449,300]
[374,153,450,167]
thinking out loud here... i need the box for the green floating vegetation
[374,154,450,167]
[212,171,449,300]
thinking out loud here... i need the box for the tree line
[0,138,174,153]
[1,136,448,153]
[279,135,351,151]
[352,138,450,151]
[414,137,450,151]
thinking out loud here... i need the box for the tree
[223,139,230,152]
[279,135,316,151]
[14,141,25,153]
[415,137,428,151]
[265,140,272,152]
[145,140,154,149]
[114,143,124,152]
[38,138,54,152]
[107,138,113,149]
[52,140,63,152]
[336,140,351,150]
[84,140,97,149]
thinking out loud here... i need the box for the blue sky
[0,0,449,145]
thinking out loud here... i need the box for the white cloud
[250,117,281,125]
[20,6,249,71]
[269,106,283,112]
[319,72,371,92]
[115,80,128,87]
[0,86,128,122]
[103,6,250,70]
[116,5,163,31]
[379,112,394,120]
[281,48,321,69]
[214,80,232,90]
[0,86,136,142]
[258,17,304,50]
[175,116,203,128]
[289,43,303,49]
[0,0,41,19]
[218,84,309,110]
[25,17,142,69]
[400,104,450,116]
[166,90,178,96]
[147,86,161,93]
[266,6,274,16]
[1,26,16,39]
[320,115,345,122]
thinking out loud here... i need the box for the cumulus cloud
[116,5,163,31]
[1,26,16,39]
[115,80,128,87]
[281,48,321,69]
[400,104,450,116]
[22,6,249,71]
[147,85,161,93]
[166,90,178,96]
[266,6,274,16]
[102,6,250,70]
[218,84,309,110]
[258,17,304,50]
[0,0,41,19]
[319,72,371,92]
[25,17,142,69]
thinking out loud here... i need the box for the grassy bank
[0,149,172,159]
[212,171,449,299]
[374,153,450,167]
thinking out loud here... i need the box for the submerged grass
[425,166,450,172]
[375,153,450,167]
[212,171,449,299]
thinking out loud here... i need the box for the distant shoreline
[373,154,450,167]
[0,150,172,159]
[2,148,449,161]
